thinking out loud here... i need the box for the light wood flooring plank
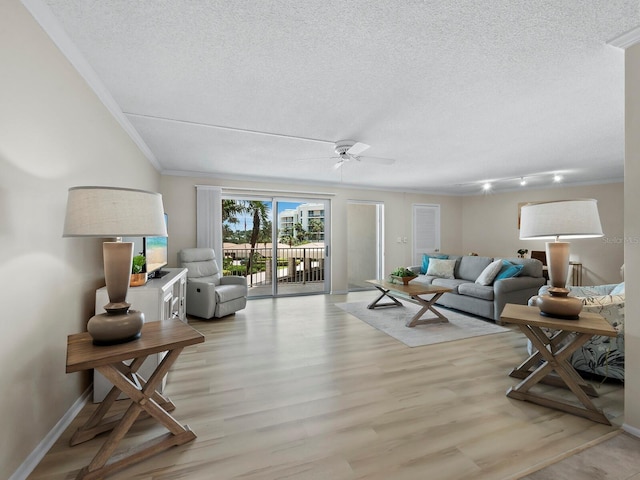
[27,291,624,480]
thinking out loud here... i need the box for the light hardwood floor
[28,291,624,480]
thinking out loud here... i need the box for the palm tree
[308,218,324,241]
[280,226,295,247]
[259,220,272,247]
[222,200,245,243]
[246,201,270,276]
[294,222,307,243]
[221,199,271,279]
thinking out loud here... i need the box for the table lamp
[519,199,603,319]
[63,186,167,344]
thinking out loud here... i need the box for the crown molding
[607,25,640,49]
[19,0,161,170]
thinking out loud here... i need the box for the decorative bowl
[391,275,415,285]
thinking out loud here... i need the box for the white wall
[461,183,624,285]
[0,1,160,477]
[347,202,378,287]
[624,43,640,434]
[160,175,464,292]
[161,176,624,291]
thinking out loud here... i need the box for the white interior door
[347,201,384,290]
[413,204,441,265]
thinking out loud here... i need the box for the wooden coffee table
[500,303,617,425]
[366,279,452,327]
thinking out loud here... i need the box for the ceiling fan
[330,140,395,169]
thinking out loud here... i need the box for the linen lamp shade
[63,186,167,238]
[519,199,603,241]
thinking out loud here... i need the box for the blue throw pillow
[421,254,449,274]
[495,260,524,280]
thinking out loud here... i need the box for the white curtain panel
[196,186,222,258]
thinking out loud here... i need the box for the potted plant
[130,254,147,287]
[390,266,417,285]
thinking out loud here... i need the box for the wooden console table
[66,319,205,479]
[500,303,616,425]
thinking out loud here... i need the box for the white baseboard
[9,386,92,480]
[622,423,640,438]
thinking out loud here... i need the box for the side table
[66,318,205,480]
[500,303,617,425]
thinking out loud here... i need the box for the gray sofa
[409,254,546,322]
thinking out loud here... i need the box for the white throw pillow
[475,259,503,286]
[426,258,456,279]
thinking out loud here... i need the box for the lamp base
[91,332,141,346]
[87,309,145,346]
[539,310,580,320]
[534,288,582,320]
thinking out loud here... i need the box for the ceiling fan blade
[347,142,370,156]
[333,159,345,169]
[296,156,336,161]
[358,155,396,166]
[295,155,341,164]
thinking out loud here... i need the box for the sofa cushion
[581,294,625,308]
[420,253,449,274]
[180,248,220,279]
[495,260,523,280]
[426,258,456,278]
[611,282,625,295]
[457,256,494,281]
[215,284,247,303]
[411,275,435,286]
[458,282,495,301]
[475,259,503,285]
[431,278,469,293]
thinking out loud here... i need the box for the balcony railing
[223,245,325,287]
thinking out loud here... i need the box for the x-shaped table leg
[367,286,404,309]
[367,286,449,327]
[71,348,196,479]
[405,292,448,327]
[507,324,610,425]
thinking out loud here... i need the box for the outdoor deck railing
[223,246,325,286]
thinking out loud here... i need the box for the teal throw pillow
[495,260,524,280]
[421,254,449,274]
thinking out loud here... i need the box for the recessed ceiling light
[482,182,492,191]
[553,174,563,182]
[520,177,527,186]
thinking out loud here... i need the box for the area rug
[334,301,510,347]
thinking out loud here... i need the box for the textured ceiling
[40,0,639,194]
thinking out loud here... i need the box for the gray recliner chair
[179,248,247,319]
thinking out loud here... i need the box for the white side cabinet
[93,268,188,402]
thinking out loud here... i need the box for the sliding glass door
[222,195,330,297]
